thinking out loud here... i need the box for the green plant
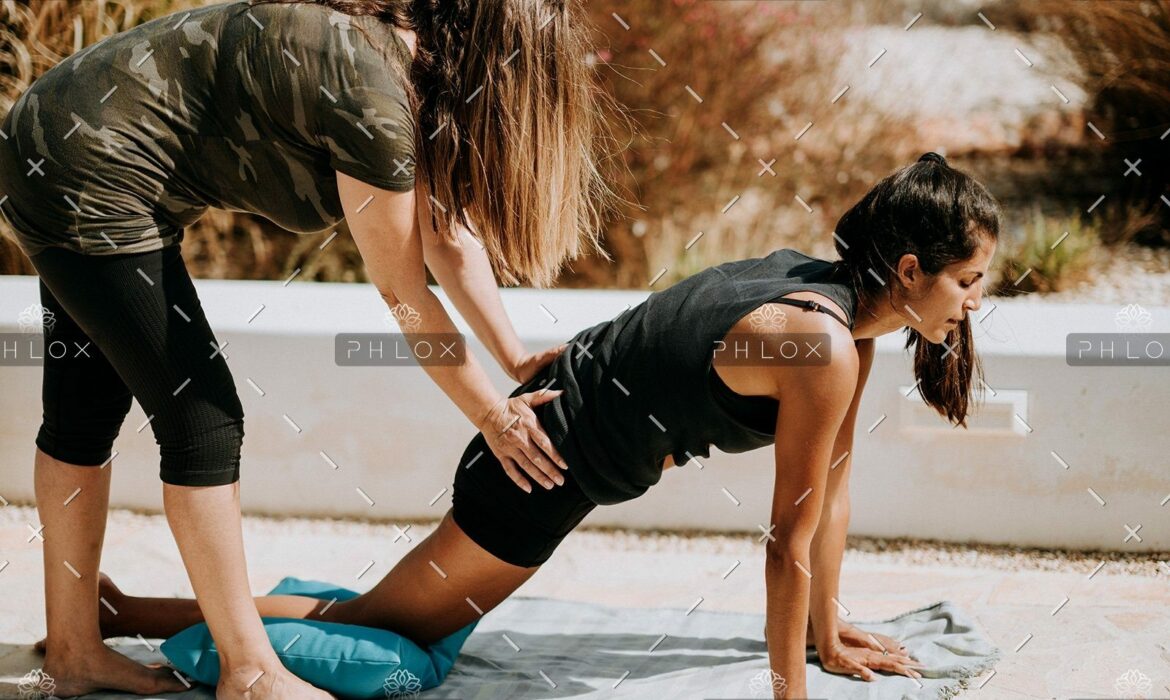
[992,204,1104,295]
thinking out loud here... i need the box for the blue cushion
[160,576,478,699]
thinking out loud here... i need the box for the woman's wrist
[811,617,843,652]
[814,637,846,657]
[500,343,527,382]
[475,396,509,433]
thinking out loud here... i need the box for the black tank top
[510,248,857,505]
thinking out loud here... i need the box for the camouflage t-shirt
[0,0,415,257]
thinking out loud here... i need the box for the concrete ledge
[0,276,1165,550]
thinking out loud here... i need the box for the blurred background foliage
[1,0,1167,296]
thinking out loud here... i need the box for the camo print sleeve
[272,4,417,192]
[316,81,416,192]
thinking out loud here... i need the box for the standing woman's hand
[478,388,570,493]
[509,343,568,384]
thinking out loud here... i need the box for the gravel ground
[5,505,1160,579]
[561,527,1169,578]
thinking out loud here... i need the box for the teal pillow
[160,577,477,699]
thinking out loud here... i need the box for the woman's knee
[35,390,134,468]
[156,403,246,487]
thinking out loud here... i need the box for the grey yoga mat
[421,596,1000,699]
[3,596,998,699]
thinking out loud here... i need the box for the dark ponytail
[831,152,1001,427]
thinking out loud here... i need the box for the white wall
[0,276,1164,550]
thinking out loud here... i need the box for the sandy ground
[0,505,1167,699]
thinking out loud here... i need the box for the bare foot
[217,665,335,699]
[39,643,188,697]
[34,572,125,654]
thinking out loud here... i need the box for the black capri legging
[27,243,244,486]
[451,417,598,569]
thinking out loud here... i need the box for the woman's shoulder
[250,2,410,81]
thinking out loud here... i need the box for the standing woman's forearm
[807,339,872,648]
[379,285,509,432]
[420,219,526,379]
[339,173,568,490]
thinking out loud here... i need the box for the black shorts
[451,427,597,568]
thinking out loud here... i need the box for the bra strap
[769,297,850,329]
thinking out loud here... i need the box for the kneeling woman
[93,153,999,697]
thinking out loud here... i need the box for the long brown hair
[830,152,1001,427]
[249,0,622,287]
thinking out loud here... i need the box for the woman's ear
[896,252,922,287]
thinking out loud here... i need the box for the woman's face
[905,235,997,343]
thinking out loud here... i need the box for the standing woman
[0,0,616,696]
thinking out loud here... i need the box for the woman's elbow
[377,283,429,309]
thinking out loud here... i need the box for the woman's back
[0,0,415,256]
[519,248,858,505]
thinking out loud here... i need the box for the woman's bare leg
[336,509,542,645]
[35,449,188,698]
[34,449,335,699]
[161,480,334,699]
[99,509,540,647]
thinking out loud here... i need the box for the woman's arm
[763,321,859,698]
[337,172,568,491]
[416,198,560,383]
[807,338,874,649]
[802,339,923,683]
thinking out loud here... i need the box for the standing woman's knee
[157,393,245,487]
[35,390,134,468]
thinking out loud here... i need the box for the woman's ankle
[218,652,285,679]
[216,660,289,691]
[41,633,111,664]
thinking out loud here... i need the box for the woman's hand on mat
[479,392,570,492]
[837,621,912,660]
[509,343,567,384]
[816,642,925,682]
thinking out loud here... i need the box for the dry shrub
[8,0,1153,288]
[986,0,1170,248]
[560,0,933,289]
